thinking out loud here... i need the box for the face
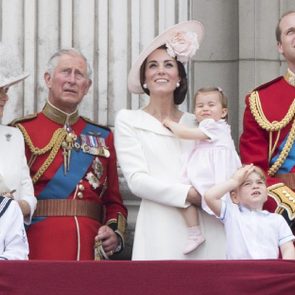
[194,91,227,123]
[144,48,180,96]
[231,171,268,210]
[277,12,295,68]
[0,87,9,118]
[44,53,92,113]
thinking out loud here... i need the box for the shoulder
[81,116,111,132]
[250,76,284,93]
[9,113,38,127]
[180,112,197,127]
[115,109,142,125]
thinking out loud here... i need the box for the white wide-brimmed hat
[0,42,29,88]
[128,20,204,94]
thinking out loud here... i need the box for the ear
[230,191,239,205]
[277,41,284,55]
[83,79,92,95]
[221,108,228,119]
[44,72,52,88]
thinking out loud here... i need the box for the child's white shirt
[220,198,295,259]
[0,196,29,260]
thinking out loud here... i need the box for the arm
[205,165,254,216]
[280,241,295,259]
[0,201,29,260]
[163,118,209,140]
[114,110,197,208]
[17,129,37,224]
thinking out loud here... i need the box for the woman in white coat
[115,21,226,260]
[0,42,36,259]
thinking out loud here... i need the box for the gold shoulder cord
[249,91,295,176]
[17,123,67,183]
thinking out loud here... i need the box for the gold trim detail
[268,183,295,220]
[249,91,295,176]
[284,69,295,87]
[17,123,67,183]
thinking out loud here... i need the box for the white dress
[0,196,29,260]
[0,125,36,224]
[115,109,226,260]
[183,119,241,214]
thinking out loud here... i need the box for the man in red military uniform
[240,11,295,230]
[12,48,127,260]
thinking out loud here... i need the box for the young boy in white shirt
[205,164,295,259]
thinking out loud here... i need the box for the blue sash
[270,132,295,174]
[38,123,109,200]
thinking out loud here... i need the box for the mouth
[154,78,169,84]
[251,191,261,197]
[63,89,77,94]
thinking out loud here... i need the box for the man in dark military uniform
[240,11,295,231]
[12,48,127,260]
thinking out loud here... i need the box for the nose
[66,71,77,84]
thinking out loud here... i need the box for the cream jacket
[115,109,226,260]
[0,125,36,224]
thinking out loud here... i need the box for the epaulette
[81,116,110,131]
[248,76,283,94]
[9,113,38,127]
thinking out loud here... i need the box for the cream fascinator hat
[0,42,29,88]
[128,20,204,94]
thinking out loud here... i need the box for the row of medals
[61,129,110,174]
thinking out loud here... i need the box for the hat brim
[128,20,204,94]
[0,72,30,88]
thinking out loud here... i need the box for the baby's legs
[182,206,205,255]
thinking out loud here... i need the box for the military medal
[62,125,77,175]
[80,133,110,158]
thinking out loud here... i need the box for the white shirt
[0,197,29,260]
[220,199,295,259]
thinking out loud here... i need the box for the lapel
[131,109,177,136]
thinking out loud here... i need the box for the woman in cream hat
[115,21,226,260]
[0,42,36,259]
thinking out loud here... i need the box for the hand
[95,225,119,257]
[186,187,201,207]
[231,164,254,186]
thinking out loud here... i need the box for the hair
[251,165,266,182]
[275,10,295,43]
[139,45,188,105]
[194,87,228,120]
[46,48,92,78]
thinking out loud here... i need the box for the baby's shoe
[183,226,205,255]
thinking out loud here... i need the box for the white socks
[183,226,205,255]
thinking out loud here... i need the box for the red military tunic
[13,102,127,260]
[240,71,295,229]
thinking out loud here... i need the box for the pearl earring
[143,83,147,89]
[176,82,180,88]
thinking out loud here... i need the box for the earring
[143,83,148,89]
[176,82,180,88]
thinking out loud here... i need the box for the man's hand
[95,225,120,257]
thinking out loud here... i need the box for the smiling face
[194,90,228,123]
[277,12,295,69]
[44,53,92,113]
[143,48,180,97]
[231,170,268,210]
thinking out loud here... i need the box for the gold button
[78,184,85,191]
[77,192,83,199]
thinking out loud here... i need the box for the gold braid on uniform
[249,91,295,176]
[16,123,67,183]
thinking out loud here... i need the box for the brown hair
[275,10,295,43]
[194,87,228,120]
[251,165,266,182]
[139,45,188,105]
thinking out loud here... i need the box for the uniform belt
[34,199,103,222]
[275,173,295,190]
